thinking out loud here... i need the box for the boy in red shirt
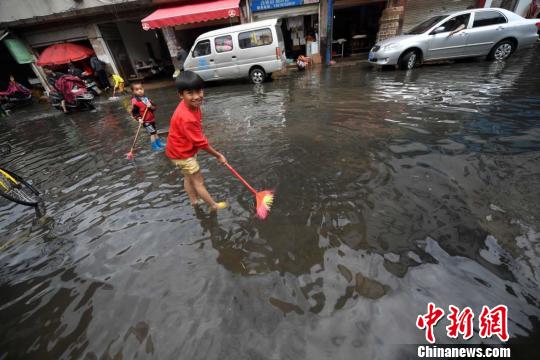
[166,71,227,211]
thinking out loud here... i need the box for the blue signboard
[251,0,304,12]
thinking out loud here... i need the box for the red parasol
[37,43,94,66]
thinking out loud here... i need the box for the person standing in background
[176,46,188,73]
[67,63,83,78]
[90,56,110,91]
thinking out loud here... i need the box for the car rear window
[473,11,507,28]
[238,28,273,49]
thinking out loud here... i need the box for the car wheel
[399,50,419,70]
[488,40,514,61]
[249,68,266,84]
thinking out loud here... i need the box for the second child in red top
[165,71,227,211]
[130,82,165,152]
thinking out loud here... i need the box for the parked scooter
[81,71,102,96]
[49,75,95,113]
[50,90,95,112]
[0,77,32,110]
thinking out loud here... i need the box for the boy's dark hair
[130,81,143,91]
[176,71,204,93]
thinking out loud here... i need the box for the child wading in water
[130,82,165,151]
[166,71,228,211]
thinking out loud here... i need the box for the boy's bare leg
[183,175,199,206]
[191,171,218,209]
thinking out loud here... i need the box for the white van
[183,18,287,84]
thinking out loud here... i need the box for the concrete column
[19,39,50,92]
[161,26,181,70]
[86,24,120,76]
[319,0,334,66]
[241,0,252,23]
[377,2,406,42]
[30,62,50,93]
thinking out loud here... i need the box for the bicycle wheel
[0,168,41,207]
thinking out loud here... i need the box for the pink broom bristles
[255,190,274,219]
[224,163,274,220]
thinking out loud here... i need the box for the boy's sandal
[212,201,228,211]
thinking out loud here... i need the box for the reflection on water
[1,48,540,359]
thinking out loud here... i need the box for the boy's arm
[202,144,227,164]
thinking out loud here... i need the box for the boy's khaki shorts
[171,156,200,175]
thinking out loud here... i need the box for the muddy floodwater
[1,49,540,359]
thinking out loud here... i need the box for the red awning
[141,0,240,30]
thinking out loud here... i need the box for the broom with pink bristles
[224,163,274,219]
[126,107,149,160]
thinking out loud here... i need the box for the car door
[189,39,215,81]
[466,10,508,56]
[213,34,238,79]
[426,13,471,60]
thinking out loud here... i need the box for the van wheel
[399,50,419,70]
[250,68,266,84]
[488,40,515,61]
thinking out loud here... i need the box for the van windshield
[406,16,446,34]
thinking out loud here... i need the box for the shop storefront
[18,16,168,83]
[98,20,170,81]
[1,0,175,89]
[141,0,245,71]
[0,34,44,92]
[251,0,321,61]
[402,0,477,33]
[332,0,386,56]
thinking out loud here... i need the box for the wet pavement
[1,47,540,359]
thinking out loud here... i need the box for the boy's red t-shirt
[165,100,209,159]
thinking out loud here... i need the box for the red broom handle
[129,123,142,153]
[224,163,257,195]
[129,107,148,153]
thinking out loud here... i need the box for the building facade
[1,0,515,92]
[0,0,178,91]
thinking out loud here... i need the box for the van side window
[473,11,507,28]
[192,40,211,57]
[238,28,273,49]
[215,35,233,53]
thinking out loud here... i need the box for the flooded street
[1,49,540,359]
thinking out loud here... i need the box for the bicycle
[0,144,42,208]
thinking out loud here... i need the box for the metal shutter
[402,0,476,33]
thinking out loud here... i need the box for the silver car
[369,8,539,70]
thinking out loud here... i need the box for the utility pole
[319,0,334,65]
